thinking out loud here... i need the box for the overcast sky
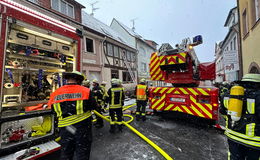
[77,0,236,62]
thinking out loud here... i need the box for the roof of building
[82,11,130,46]
[224,7,237,27]
[221,24,239,48]
[111,18,157,50]
[111,18,142,39]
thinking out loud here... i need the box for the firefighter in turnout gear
[135,78,149,121]
[48,71,96,160]
[220,74,260,160]
[92,79,104,128]
[107,78,125,133]
[82,79,91,88]
[100,81,109,112]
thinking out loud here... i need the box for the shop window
[85,37,94,53]
[51,0,75,18]
[111,70,119,78]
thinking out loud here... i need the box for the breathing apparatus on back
[227,74,260,126]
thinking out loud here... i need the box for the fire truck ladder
[122,54,137,84]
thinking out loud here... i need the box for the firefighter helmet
[82,80,90,86]
[241,74,260,83]
[63,71,85,82]
[101,81,107,85]
[111,78,119,85]
[92,79,99,84]
[140,78,146,83]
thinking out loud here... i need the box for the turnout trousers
[136,100,147,120]
[228,139,260,160]
[109,108,123,132]
[59,118,92,160]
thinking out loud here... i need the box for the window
[111,70,119,78]
[86,38,94,53]
[131,52,136,62]
[251,0,260,22]
[127,51,131,61]
[107,43,113,56]
[230,41,233,50]
[242,8,249,36]
[28,0,38,4]
[114,46,119,57]
[233,36,237,50]
[51,0,75,18]
[123,71,133,82]
[141,62,147,72]
[256,0,260,20]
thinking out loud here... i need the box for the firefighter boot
[118,125,123,132]
[109,125,115,133]
[141,113,146,121]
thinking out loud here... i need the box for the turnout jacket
[221,88,260,149]
[48,84,96,127]
[107,87,125,109]
[135,84,148,101]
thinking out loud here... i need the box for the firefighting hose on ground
[94,104,174,160]
[54,103,174,160]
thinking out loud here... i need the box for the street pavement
[90,105,228,160]
[40,101,228,160]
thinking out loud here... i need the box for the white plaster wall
[110,21,136,48]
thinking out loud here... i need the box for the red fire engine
[149,36,219,122]
[0,0,82,158]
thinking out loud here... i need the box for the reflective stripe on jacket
[136,84,147,100]
[223,97,260,148]
[110,87,124,109]
[49,85,91,127]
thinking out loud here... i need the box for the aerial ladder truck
[149,35,219,123]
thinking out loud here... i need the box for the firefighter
[107,78,125,133]
[135,78,149,121]
[100,81,108,112]
[82,79,91,88]
[220,74,260,160]
[92,79,104,128]
[48,71,96,160]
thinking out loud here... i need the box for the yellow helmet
[82,79,90,86]
[111,78,119,85]
[64,71,85,82]
[92,79,99,84]
[101,81,107,85]
[140,78,146,83]
[241,74,260,83]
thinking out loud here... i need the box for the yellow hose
[123,103,136,111]
[93,110,173,160]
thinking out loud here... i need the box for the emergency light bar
[0,0,77,33]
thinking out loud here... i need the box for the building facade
[110,19,157,80]
[215,41,225,82]
[82,12,137,91]
[215,7,242,83]
[237,0,260,74]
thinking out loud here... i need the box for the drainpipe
[237,0,243,79]
[101,36,107,83]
